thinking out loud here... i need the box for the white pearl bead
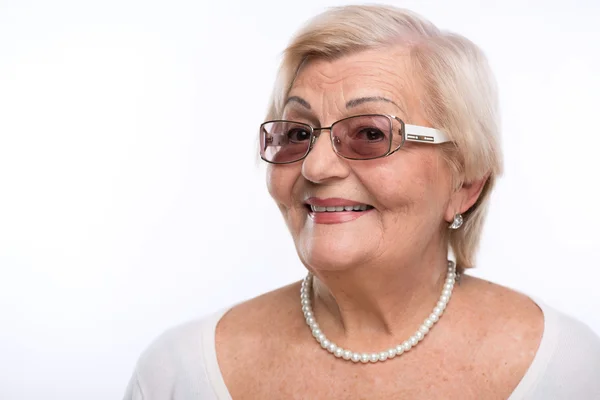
[301,263,456,363]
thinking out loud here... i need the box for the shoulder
[452,275,546,360]
[125,309,229,400]
[215,282,303,388]
[520,300,600,396]
[458,275,600,396]
[450,276,545,388]
[460,274,600,364]
[216,281,302,341]
[537,298,600,350]
[137,314,216,372]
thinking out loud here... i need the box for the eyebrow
[284,95,403,112]
[346,96,402,111]
[284,96,311,110]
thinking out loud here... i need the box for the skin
[266,46,483,337]
[215,46,544,399]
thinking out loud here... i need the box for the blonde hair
[266,5,503,271]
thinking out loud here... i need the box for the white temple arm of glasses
[405,124,450,144]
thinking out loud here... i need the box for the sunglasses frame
[259,114,450,164]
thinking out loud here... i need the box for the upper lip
[304,197,372,207]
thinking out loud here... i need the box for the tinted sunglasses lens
[260,121,312,163]
[332,115,399,159]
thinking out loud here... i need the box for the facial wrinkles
[289,53,413,123]
[360,145,441,258]
[288,56,400,197]
[292,68,346,123]
[283,49,433,215]
[265,49,461,286]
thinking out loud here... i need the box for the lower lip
[307,208,373,224]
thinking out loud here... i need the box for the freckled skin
[215,47,544,399]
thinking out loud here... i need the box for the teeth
[310,204,371,212]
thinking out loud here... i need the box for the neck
[309,242,452,348]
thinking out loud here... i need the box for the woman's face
[266,47,459,272]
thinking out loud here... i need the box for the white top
[123,298,600,399]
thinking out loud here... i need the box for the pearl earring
[449,213,463,230]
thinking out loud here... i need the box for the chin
[295,231,376,273]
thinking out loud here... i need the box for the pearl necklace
[300,261,458,363]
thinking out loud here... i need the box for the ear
[444,174,489,223]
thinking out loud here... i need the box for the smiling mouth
[307,204,374,212]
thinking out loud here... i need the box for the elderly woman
[124,5,600,399]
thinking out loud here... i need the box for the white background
[1,0,599,398]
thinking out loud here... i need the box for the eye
[287,128,312,143]
[357,128,386,142]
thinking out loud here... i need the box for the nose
[301,129,351,184]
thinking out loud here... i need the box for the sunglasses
[259,114,450,164]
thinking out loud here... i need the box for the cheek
[266,165,299,208]
[359,152,451,210]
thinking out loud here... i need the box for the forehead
[289,46,418,110]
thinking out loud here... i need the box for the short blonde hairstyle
[266,5,503,271]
